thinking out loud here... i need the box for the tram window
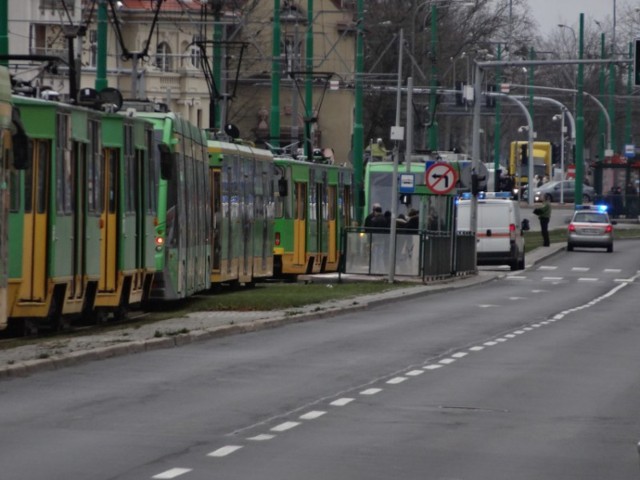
[36,150,47,214]
[9,169,19,213]
[328,186,336,221]
[107,150,117,213]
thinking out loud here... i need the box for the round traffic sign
[425,162,458,194]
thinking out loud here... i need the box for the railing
[342,227,477,281]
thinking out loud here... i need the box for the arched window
[156,42,172,72]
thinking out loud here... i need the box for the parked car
[567,205,615,252]
[530,180,595,203]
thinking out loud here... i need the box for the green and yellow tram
[8,95,104,332]
[272,156,353,277]
[0,67,12,329]
[207,139,274,286]
[140,112,211,300]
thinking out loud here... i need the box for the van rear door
[477,202,512,253]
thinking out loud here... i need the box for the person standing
[533,198,552,246]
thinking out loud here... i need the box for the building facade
[7,0,357,164]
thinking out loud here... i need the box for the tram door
[293,182,306,266]
[0,131,9,321]
[99,147,118,292]
[327,185,337,264]
[20,139,49,302]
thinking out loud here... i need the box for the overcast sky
[528,0,628,37]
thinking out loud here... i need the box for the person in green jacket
[533,198,552,246]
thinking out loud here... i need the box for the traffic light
[485,84,496,108]
[520,143,528,165]
[551,143,560,165]
[635,38,640,86]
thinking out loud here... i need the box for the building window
[189,36,202,69]
[89,30,97,68]
[282,35,302,75]
[40,0,75,9]
[156,42,172,72]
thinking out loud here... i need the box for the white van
[457,192,528,271]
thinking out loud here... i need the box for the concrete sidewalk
[0,244,565,380]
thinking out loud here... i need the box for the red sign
[425,162,458,194]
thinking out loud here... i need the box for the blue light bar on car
[575,204,608,212]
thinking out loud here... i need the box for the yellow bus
[509,141,552,187]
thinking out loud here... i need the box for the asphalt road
[2,240,640,479]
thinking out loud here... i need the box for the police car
[567,205,615,253]
[457,192,529,271]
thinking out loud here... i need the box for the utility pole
[304,0,314,159]
[353,0,365,223]
[95,0,108,91]
[427,4,438,150]
[575,13,585,204]
[0,0,8,66]
[270,0,281,147]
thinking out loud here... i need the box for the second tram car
[140,112,211,301]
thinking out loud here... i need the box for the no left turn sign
[425,162,458,194]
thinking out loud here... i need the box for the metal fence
[342,228,476,281]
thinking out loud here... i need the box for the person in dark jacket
[533,198,552,246]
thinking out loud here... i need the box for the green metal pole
[608,38,616,153]
[0,0,8,66]
[493,44,502,190]
[95,0,108,91]
[270,0,281,148]
[528,47,535,122]
[304,0,314,159]
[625,42,633,145]
[595,33,605,195]
[575,13,585,204]
[427,4,438,150]
[353,0,364,224]
[213,11,223,130]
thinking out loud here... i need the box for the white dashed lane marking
[330,397,354,406]
[506,276,527,280]
[543,276,563,281]
[424,364,443,370]
[605,268,622,273]
[578,277,598,282]
[538,265,558,270]
[452,352,468,358]
[439,358,456,364]
[386,377,407,385]
[208,445,243,457]
[152,468,193,479]
[247,434,275,441]
[469,346,485,351]
[360,388,382,395]
[406,370,424,376]
[571,267,590,272]
[300,410,326,420]
[271,422,300,432]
